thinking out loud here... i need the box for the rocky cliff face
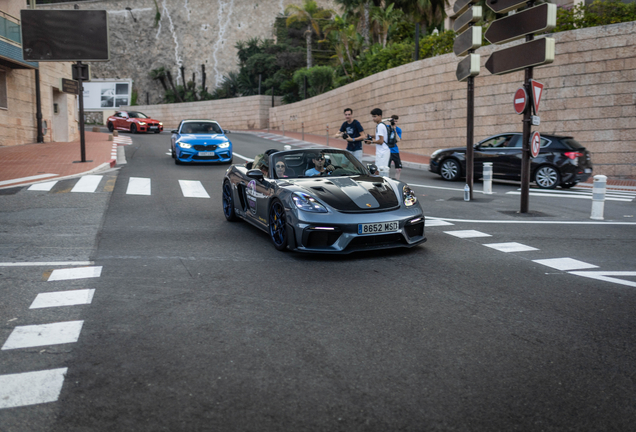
[46,0,335,104]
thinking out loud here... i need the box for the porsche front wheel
[222,181,238,222]
[269,200,288,251]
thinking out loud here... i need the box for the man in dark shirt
[335,108,365,162]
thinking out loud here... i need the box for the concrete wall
[123,95,282,131]
[269,22,636,179]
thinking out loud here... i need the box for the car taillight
[564,152,584,160]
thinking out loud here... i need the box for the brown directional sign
[485,37,555,75]
[453,26,482,57]
[456,54,481,82]
[485,0,528,14]
[454,6,483,34]
[61,78,79,95]
[485,4,557,45]
[453,0,479,18]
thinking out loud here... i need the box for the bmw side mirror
[247,169,264,181]
[224,130,231,134]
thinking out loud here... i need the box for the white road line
[506,191,632,202]
[48,266,102,281]
[410,183,493,194]
[126,177,151,195]
[179,180,210,198]
[70,175,103,193]
[27,181,58,191]
[484,242,539,253]
[425,218,454,227]
[569,271,636,288]
[533,258,599,271]
[30,289,95,309]
[444,230,492,238]
[427,217,636,225]
[0,368,67,409]
[0,174,58,187]
[232,152,253,162]
[0,261,93,267]
[1,321,84,350]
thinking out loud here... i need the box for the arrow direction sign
[453,26,482,57]
[454,6,482,34]
[530,79,545,113]
[485,37,555,75]
[453,0,479,18]
[484,4,557,45]
[485,0,528,14]
[456,54,480,82]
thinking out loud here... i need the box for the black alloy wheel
[130,124,137,134]
[534,165,560,189]
[440,159,461,181]
[107,122,114,132]
[222,181,238,222]
[269,200,288,251]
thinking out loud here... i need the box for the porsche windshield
[272,150,368,179]
[180,122,223,134]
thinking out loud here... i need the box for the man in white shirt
[364,108,390,174]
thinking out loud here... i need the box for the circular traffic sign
[514,87,527,115]
[531,131,541,158]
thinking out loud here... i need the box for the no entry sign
[531,131,541,158]
[514,87,527,114]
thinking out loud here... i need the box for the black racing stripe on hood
[293,176,398,211]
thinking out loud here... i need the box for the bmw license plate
[198,151,215,156]
[149,126,158,129]
[358,221,399,235]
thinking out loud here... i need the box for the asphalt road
[1,131,635,431]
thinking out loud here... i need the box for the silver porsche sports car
[222,148,426,254]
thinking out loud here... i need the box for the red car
[107,111,163,134]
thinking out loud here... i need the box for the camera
[341,132,349,139]
[390,119,395,126]
[366,134,373,141]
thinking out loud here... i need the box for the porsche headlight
[403,185,417,207]
[218,142,230,148]
[178,142,192,149]
[138,122,147,125]
[292,192,328,213]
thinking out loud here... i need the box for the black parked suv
[428,133,593,189]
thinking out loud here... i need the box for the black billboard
[21,10,109,62]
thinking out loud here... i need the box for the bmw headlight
[218,142,230,148]
[159,122,163,125]
[138,122,147,125]
[178,142,192,149]
[292,192,328,213]
[403,185,417,207]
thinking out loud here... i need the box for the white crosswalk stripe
[179,180,210,198]
[0,368,67,409]
[1,321,85,350]
[28,180,58,191]
[70,175,103,193]
[126,177,151,195]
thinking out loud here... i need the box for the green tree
[285,0,335,68]
[370,3,404,47]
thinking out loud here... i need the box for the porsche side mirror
[367,163,377,174]
[171,130,179,134]
[247,169,264,181]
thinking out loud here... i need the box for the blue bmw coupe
[170,120,233,165]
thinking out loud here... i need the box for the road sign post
[484,0,555,213]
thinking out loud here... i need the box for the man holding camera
[364,108,391,173]
[335,108,365,162]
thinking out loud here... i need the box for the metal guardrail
[0,11,21,44]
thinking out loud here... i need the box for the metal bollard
[326,125,329,146]
[282,121,285,137]
[302,122,304,141]
[267,120,269,133]
[483,162,493,194]
[590,174,607,220]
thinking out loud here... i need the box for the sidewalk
[0,132,118,189]
[249,129,636,190]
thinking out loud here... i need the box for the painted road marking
[0,368,67,409]
[179,180,210,198]
[70,175,103,193]
[425,218,454,227]
[126,177,151,195]
[0,174,58,187]
[569,271,636,288]
[444,230,492,238]
[1,321,84,350]
[27,181,59,191]
[426,217,636,225]
[232,152,253,162]
[30,289,95,309]
[0,261,93,267]
[48,266,102,281]
[533,258,599,271]
[506,190,633,202]
[484,242,539,253]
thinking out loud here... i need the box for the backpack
[384,122,397,148]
